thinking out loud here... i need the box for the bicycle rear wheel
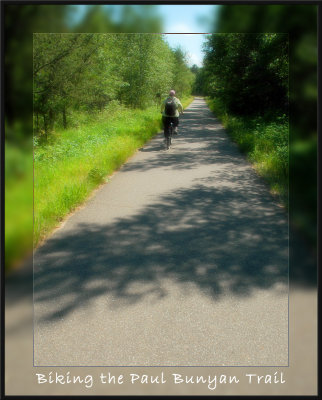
[169,124,173,148]
[166,135,171,150]
[164,124,171,150]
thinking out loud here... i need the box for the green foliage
[4,4,165,133]
[203,33,288,117]
[117,34,175,108]
[191,65,206,96]
[33,33,193,135]
[170,47,195,98]
[4,4,69,130]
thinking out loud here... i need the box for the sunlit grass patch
[5,97,194,271]
[33,100,194,249]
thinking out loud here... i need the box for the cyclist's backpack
[164,98,176,116]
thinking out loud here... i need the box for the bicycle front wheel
[166,135,171,150]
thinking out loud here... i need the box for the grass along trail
[33,97,194,247]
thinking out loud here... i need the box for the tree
[203,33,288,117]
[4,4,70,138]
[34,33,103,133]
[33,32,194,134]
[171,47,195,98]
[191,65,206,96]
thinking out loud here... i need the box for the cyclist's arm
[160,101,165,114]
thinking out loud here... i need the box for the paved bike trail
[33,98,288,367]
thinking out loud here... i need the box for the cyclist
[161,90,183,142]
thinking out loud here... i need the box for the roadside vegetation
[207,98,288,205]
[208,5,317,249]
[5,31,195,271]
[31,32,195,251]
[195,33,289,207]
[33,97,193,247]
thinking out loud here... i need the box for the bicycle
[165,122,173,150]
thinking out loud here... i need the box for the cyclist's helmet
[169,90,176,96]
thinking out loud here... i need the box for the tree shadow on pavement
[131,101,225,167]
[6,98,316,337]
[34,182,289,323]
[125,127,241,172]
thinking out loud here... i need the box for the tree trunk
[63,106,67,129]
[49,109,55,131]
[43,114,48,138]
[36,112,39,133]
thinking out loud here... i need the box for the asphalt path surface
[33,98,289,367]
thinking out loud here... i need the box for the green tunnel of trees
[5,4,317,273]
[191,33,289,206]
